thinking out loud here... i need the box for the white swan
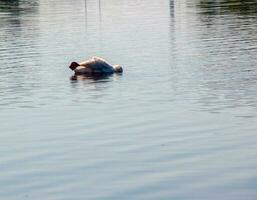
[69,56,123,75]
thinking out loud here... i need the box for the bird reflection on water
[69,73,123,104]
[70,74,113,82]
[69,73,122,87]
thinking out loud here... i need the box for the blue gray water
[1,0,257,199]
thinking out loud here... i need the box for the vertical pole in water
[98,0,103,53]
[85,0,88,30]
[170,0,174,18]
[99,0,102,22]
[84,0,88,55]
[169,0,175,68]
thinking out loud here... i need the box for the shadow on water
[0,0,38,14]
[198,0,257,15]
[0,0,39,42]
[0,0,39,67]
[0,0,19,12]
[0,0,21,13]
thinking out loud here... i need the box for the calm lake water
[1,0,257,199]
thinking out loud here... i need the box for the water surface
[1,0,257,199]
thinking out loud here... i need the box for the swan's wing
[79,57,114,73]
[90,57,114,73]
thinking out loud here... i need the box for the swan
[69,56,123,75]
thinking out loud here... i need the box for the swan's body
[69,57,123,75]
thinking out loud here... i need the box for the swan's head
[69,62,80,71]
[113,64,123,73]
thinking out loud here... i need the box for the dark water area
[1,0,257,199]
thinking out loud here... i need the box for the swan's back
[80,57,114,74]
